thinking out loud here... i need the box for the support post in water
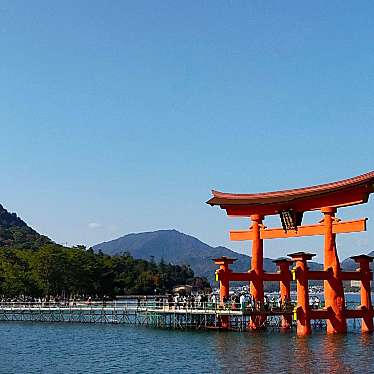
[351,255,374,333]
[249,214,266,330]
[321,207,347,333]
[273,257,293,330]
[213,256,236,329]
[288,252,314,336]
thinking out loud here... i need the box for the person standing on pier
[240,294,246,311]
[173,294,179,309]
[211,294,217,309]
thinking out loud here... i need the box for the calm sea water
[0,322,373,374]
[0,294,373,374]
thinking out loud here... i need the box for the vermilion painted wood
[210,172,374,335]
[351,255,374,332]
[248,214,266,330]
[322,207,347,334]
[207,171,374,217]
[307,270,331,280]
[341,271,362,281]
[288,252,313,336]
[230,218,367,241]
[275,259,292,329]
[310,309,330,320]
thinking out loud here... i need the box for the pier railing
[0,299,365,331]
[0,299,361,312]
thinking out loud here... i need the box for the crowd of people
[0,295,111,307]
[169,293,219,309]
[224,293,320,311]
[0,296,73,305]
[136,292,322,312]
[136,294,219,309]
[2,292,321,311]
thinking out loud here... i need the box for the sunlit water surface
[0,321,373,374]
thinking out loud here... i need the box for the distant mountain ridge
[93,229,325,282]
[341,251,374,271]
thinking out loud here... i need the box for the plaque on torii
[207,171,374,335]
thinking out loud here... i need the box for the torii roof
[207,171,374,216]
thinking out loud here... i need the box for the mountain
[93,229,323,282]
[93,229,255,282]
[0,204,51,249]
[341,250,374,271]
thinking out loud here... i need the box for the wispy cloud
[88,222,102,229]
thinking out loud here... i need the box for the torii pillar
[273,258,293,330]
[249,214,266,329]
[351,255,374,333]
[289,252,314,336]
[214,256,236,304]
[322,207,347,333]
[214,256,236,329]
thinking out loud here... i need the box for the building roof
[207,171,374,216]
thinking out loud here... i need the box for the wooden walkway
[0,302,362,331]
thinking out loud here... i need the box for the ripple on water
[0,323,373,374]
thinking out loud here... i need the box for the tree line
[0,244,197,299]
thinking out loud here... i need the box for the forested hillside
[0,246,195,298]
[0,205,198,298]
[0,204,50,249]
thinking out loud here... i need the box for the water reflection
[213,330,374,374]
[0,323,373,373]
[320,335,354,374]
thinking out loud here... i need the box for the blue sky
[0,1,373,262]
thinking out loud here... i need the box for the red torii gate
[207,171,374,335]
